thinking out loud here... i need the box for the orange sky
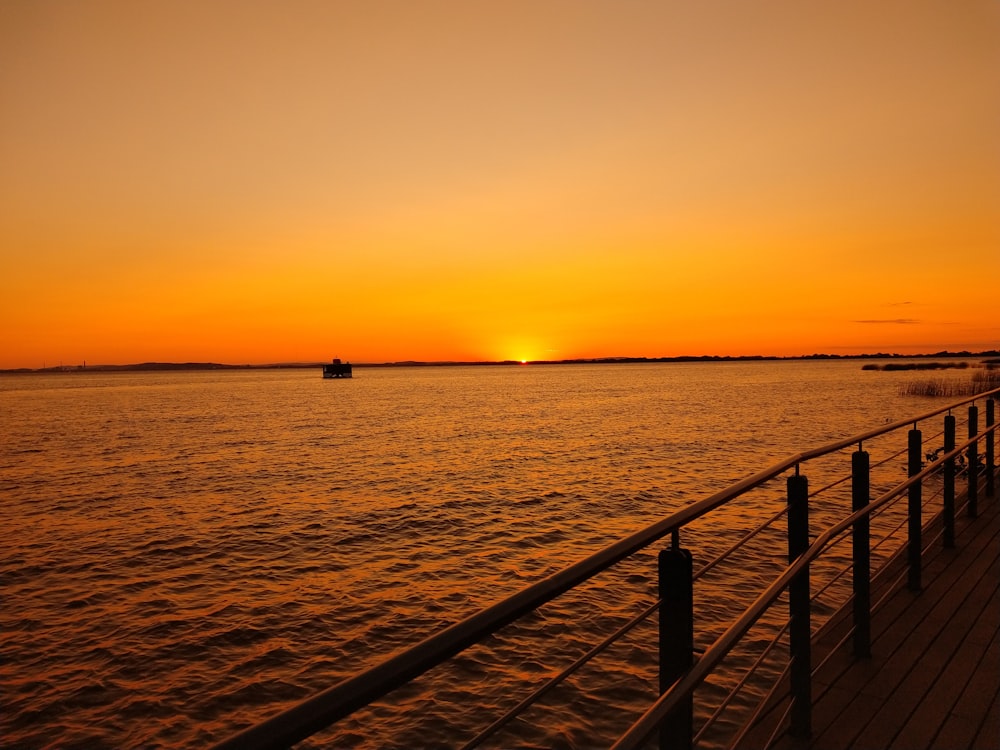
[1,1,998,368]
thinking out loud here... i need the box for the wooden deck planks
[886,561,999,749]
[834,501,999,750]
[928,600,1000,750]
[754,482,999,750]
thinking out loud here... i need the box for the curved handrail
[212,387,998,750]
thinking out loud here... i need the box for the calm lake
[0,360,982,748]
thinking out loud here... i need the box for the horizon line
[5,349,1000,373]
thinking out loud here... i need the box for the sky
[1,0,998,368]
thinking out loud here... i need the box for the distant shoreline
[3,350,998,374]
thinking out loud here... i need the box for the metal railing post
[787,472,811,738]
[943,414,956,548]
[658,540,694,750]
[986,399,995,499]
[851,449,871,658]
[908,428,922,592]
[968,405,979,518]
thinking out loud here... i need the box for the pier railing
[213,386,998,750]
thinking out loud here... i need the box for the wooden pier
[758,477,999,750]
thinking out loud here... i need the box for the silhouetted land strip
[4,351,998,374]
[863,361,975,371]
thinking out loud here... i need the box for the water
[0,360,983,748]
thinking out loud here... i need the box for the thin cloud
[854,319,921,325]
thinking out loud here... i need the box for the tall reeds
[899,367,1000,397]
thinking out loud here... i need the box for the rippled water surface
[0,361,982,748]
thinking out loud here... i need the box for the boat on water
[322,358,352,379]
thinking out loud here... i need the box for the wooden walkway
[758,478,999,750]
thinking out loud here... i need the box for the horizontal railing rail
[212,386,998,750]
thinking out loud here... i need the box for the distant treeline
[8,362,316,373]
[23,362,259,373]
[374,351,1000,368]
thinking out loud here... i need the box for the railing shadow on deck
[212,388,998,750]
